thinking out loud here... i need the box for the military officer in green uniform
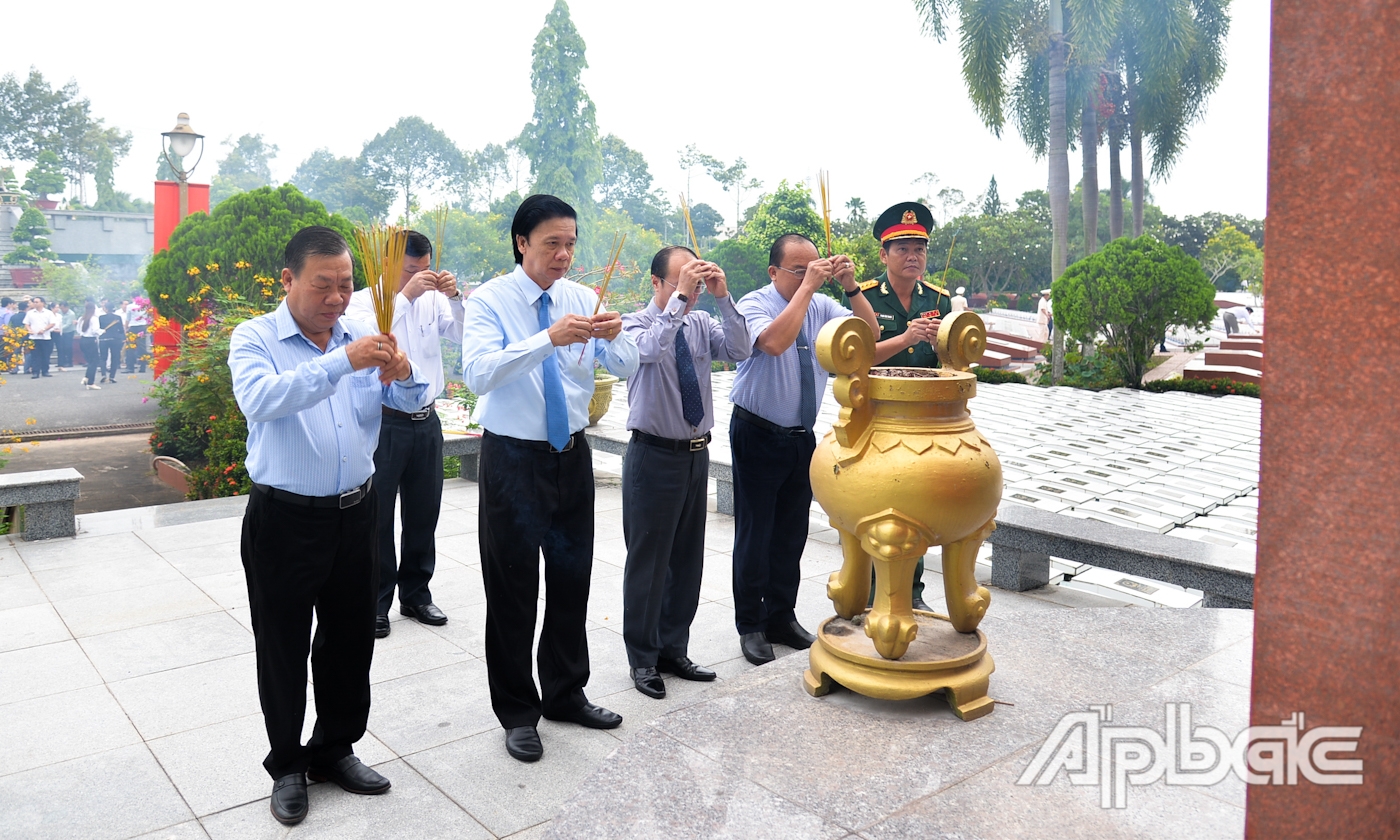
[862,202,952,611]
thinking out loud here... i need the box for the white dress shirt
[345,285,464,407]
[23,309,58,339]
[462,264,639,440]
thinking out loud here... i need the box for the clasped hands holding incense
[402,269,460,302]
[347,333,412,384]
[677,259,728,303]
[800,256,858,294]
[549,312,622,346]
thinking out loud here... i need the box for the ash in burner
[872,368,952,378]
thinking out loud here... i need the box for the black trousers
[57,332,73,367]
[240,486,379,780]
[373,411,444,614]
[80,337,99,385]
[621,436,708,668]
[729,412,815,635]
[124,325,147,372]
[478,430,594,729]
[98,338,121,380]
[26,338,50,376]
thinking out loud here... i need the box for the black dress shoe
[374,614,390,638]
[506,726,543,762]
[269,773,308,825]
[740,632,775,665]
[308,755,390,795]
[632,667,666,699]
[657,656,717,681]
[400,602,448,626]
[912,597,933,613]
[544,702,623,729]
[766,620,816,650]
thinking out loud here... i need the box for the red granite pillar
[1250,2,1400,836]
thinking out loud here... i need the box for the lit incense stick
[818,170,833,258]
[680,193,702,258]
[578,233,627,363]
[940,231,959,287]
[432,205,449,273]
[354,223,407,335]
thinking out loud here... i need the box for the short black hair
[1,298,11,307]
[32,295,44,304]
[511,194,577,264]
[284,225,350,276]
[404,230,433,260]
[769,233,816,268]
[650,245,697,280]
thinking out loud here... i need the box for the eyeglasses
[776,266,808,280]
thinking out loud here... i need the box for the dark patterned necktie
[675,325,705,428]
[796,324,817,431]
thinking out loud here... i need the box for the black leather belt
[383,402,435,421]
[253,477,373,509]
[633,430,711,452]
[733,405,807,436]
[485,429,583,453]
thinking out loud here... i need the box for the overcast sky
[2,0,1270,227]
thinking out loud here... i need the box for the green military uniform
[867,272,952,368]
[864,201,952,609]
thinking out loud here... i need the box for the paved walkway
[0,475,1146,840]
[0,365,157,433]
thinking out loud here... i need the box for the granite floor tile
[0,744,193,840]
[16,531,159,571]
[420,562,487,611]
[199,759,493,840]
[582,625,639,700]
[147,713,274,817]
[0,554,24,578]
[591,671,719,734]
[1186,635,1253,689]
[863,743,1245,840]
[52,578,220,638]
[650,654,1046,832]
[108,652,261,739]
[0,570,46,610]
[189,570,249,610]
[131,820,213,840]
[583,572,625,629]
[0,601,72,653]
[433,511,477,538]
[0,638,102,705]
[0,685,142,775]
[697,550,733,603]
[545,726,848,840]
[367,659,498,755]
[434,532,481,565]
[160,540,242,580]
[418,599,487,658]
[677,600,741,669]
[408,722,621,837]
[32,552,184,601]
[504,821,552,839]
[134,516,245,555]
[369,618,475,684]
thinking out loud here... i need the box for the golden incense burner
[803,311,1001,720]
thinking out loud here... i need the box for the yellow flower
[160,293,169,300]
[235,260,251,270]
[206,262,220,272]
[24,418,35,426]
[187,266,201,276]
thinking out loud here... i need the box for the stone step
[1219,338,1264,352]
[985,337,1039,360]
[1182,362,1262,384]
[1204,349,1264,372]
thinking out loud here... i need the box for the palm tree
[913,0,1119,381]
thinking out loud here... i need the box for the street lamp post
[161,113,205,221]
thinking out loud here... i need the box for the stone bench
[1183,362,1262,384]
[987,502,1254,608]
[0,468,84,540]
[985,336,1040,360]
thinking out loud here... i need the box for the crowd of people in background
[0,294,149,383]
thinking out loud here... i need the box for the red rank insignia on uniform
[920,310,940,320]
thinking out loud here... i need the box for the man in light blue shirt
[729,233,879,666]
[461,194,638,763]
[229,226,428,826]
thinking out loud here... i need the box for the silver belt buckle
[689,437,706,452]
[409,408,432,420]
[338,488,362,509]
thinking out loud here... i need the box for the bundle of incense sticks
[432,205,449,273]
[941,231,959,286]
[680,193,702,258]
[818,170,833,258]
[579,232,627,362]
[353,223,407,335]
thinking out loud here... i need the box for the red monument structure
[1250,2,1399,836]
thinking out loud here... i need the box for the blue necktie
[796,324,817,431]
[675,326,705,429]
[538,292,571,451]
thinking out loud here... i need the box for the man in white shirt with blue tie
[461,194,639,763]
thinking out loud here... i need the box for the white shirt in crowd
[23,308,58,339]
[346,285,465,408]
[77,314,104,338]
[1037,295,1053,324]
[1225,306,1259,332]
[125,303,149,328]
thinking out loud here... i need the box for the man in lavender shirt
[620,246,751,699]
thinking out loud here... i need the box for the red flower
[209,415,218,421]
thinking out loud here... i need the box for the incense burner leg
[941,518,995,633]
[827,526,872,620]
[857,512,930,661]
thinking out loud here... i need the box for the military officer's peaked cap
[873,201,934,244]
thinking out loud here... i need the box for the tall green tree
[21,150,65,200]
[362,117,462,218]
[982,175,1003,216]
[705,156,762,234]
[597,134,669,230]
[516,0,602,224]
[210,134,279,205]
[291,149,391,222]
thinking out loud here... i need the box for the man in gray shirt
[621,246,751,699]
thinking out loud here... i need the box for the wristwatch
[842,285,863,300]
[676,293,689,303]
